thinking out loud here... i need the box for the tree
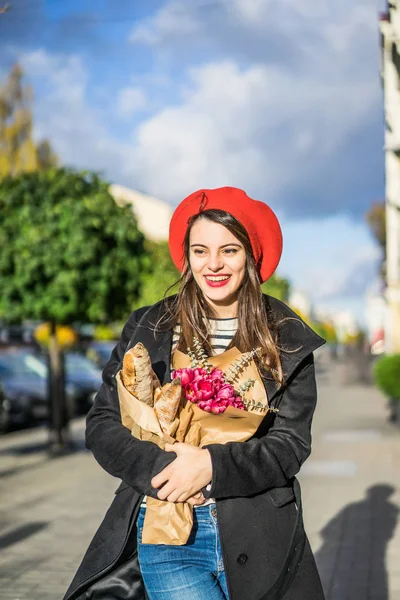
[261,272,290,302]
[0,63,57,178]
[135,240,180,308]
[0,168,148,448]
[365,201,386,279]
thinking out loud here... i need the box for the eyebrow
[190,243,242,249]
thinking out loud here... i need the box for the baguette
[154,378,182,429]
[121,342,154,406]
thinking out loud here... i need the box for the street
[0,350,399,600]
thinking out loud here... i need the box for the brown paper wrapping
[117,347,269,545]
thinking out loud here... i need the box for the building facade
[109,184,173,242]
[380,2,400,352]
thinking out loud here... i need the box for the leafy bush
[373,354,400,399]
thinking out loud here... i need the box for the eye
[223,248,238,255]
[193,249,206,255]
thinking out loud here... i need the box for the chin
[202,287,237,304]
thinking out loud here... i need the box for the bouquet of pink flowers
[172,336,267,415]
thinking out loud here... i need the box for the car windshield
[66,353,100,375]
[0,352,47,379]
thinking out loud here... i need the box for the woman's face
[188,218,246,315]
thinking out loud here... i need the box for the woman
[63,187,326,600]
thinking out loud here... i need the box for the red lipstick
[204,275,231,288]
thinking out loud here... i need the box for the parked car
[0,382,10,433]
[0,349,102,428]
[65,352,103,414]
[86,341,116,369]
[0,349,51,427]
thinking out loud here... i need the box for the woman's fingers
[186,494,206,506]
[156,481,175,500]
[151,468,171,489]
[165,489,182,503]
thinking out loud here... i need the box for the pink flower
[171,364,247,414]
[209,368,223,380]
[216,384,236,401]
[189,379,214,401]
[172,367,194,387]
[193,367,208,379]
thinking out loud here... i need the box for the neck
[206,298,238,319]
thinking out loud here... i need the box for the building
[380,3,400,352]
[109,184,173,242]
[365,283,386,347]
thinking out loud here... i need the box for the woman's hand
[151,443,212,503]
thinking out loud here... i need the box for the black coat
[63,295,326,600]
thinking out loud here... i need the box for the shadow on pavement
[315,485,399,600]
[0,437,86,457]
[0,521,49,550]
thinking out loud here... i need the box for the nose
[207,252,224,272]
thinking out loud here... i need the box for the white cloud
[279,214,382,314]
[116,87,147,118]
[130,57,379,208]
[129,2,201,45]
[19,49,131,182]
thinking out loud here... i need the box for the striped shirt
[172,317,238,355]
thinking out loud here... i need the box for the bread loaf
[121,342,154,406]
[154,378,182,428]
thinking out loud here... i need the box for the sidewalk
[300,360,400,600]
[0,357,399,600]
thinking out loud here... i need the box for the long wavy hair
[160,209,284,387]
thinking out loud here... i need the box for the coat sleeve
[85,309,176,498]
[202,353,318,499]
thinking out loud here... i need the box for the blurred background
[0,1,399,599]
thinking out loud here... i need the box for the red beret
[168,187,283,283]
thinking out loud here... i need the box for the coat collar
[133,294,325,401]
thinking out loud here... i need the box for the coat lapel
[150,328,173,385]
[262,295,326,403]
[131,301,173,386]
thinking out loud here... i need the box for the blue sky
[1,0,386,324]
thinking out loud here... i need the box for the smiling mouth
[204,275,231,282]
[204,274,232,288]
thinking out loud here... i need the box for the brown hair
[161,209,284,387]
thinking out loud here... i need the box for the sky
[1,0,386,325]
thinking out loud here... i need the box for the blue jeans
[137,504,230,600]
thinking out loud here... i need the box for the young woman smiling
[64,188,326,600]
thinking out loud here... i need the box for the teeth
[205,276,230,282]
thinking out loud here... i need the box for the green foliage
[313,321,338,343]
[261,273,290,302]
[373,354,400,399]
[0,168,148,324]
[135,240,180,308]
[93,324,119,341]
